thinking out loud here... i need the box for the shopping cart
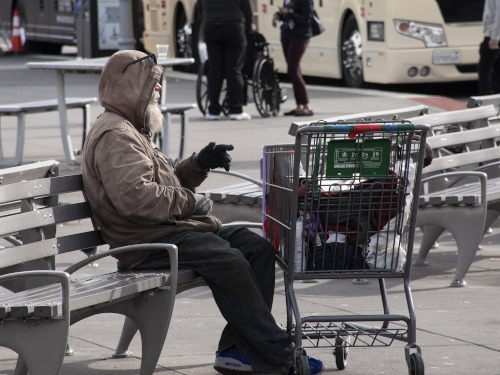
[263,120,429,375]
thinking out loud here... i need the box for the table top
[25,56,195,73]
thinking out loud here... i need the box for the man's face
[146,82,164,134]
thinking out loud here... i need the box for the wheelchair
[196,32,286,118]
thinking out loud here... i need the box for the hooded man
[81,50,325,375]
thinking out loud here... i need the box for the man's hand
[196,142,234,171]
[193,193,213,215]
[489,39,499,50]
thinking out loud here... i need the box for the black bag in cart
[311,10,325,36]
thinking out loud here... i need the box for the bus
[0,0,144,56]
[142,0,485,87]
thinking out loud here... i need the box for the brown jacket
[82,50,221,269]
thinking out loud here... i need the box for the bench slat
[3,272,171,319]
[424,147,500,174]
[0,231,105,269]
[0,98,97,114]
[0,202,92,237]
[0,174,83,205]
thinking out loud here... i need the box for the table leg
[55,71,78,165]
[160,73,167,105]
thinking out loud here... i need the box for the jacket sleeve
[491,0,500,41]
[289,0,313,26]
[94,129,196,224]
[175,153,210,192]
[243,0,254,34]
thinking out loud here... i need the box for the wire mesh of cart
[262,121,429,375]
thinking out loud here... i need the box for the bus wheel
[341,14,364,88]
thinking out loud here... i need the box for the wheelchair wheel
[252,57,279,117]
[196,60,209,115]
[196,60,229,116]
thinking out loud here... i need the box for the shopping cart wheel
[334,335,349,370]
[409,352,424,375]
[295,352,310,375]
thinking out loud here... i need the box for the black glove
[193,193,213,215]
[196,142,234,171]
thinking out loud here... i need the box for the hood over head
[98,50,163,135]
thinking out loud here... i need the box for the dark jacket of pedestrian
[278,0,313,42]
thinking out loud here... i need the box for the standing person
[199,0,253,121]
[273,0,314,116]
[478,0,500,95]
[82,50,325,375]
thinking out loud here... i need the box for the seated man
[81,50,325,375]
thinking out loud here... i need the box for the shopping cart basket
[263,120,429,375]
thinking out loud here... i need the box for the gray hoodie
[82,50,221,270]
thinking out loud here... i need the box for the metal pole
[118,0,136,50]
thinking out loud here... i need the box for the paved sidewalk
[0,54,499,374]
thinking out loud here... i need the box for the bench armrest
[64,243,179,289]
[421,171,487,206]
[0,270,70,319]
[474,160,500,175]
[221,221,262,228]
[210,169,263,187]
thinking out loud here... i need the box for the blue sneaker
[308,356,326,375]
[289,356,326,375]
[214,345,253,375]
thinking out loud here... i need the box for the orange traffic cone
[11,10,22,52]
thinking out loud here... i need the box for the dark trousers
[135,227,293,373]
[281,37,309,106]
[478,37,500,95]
[204,23,247,115]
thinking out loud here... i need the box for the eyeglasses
[122,53,157,74]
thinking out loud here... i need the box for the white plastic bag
[364,160,415,272]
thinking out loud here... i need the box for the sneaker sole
[213,365,253,375]
[214,357,252,375]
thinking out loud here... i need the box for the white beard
[145,102,164,134]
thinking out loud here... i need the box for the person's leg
[478,37,500,95]
[137,229,293,373]
[224,24,247,115]
[284,39,309,107]
[216,226,276,352]
[205,24,225,115]
[281,37,311,113]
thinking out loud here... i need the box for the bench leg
[0,113,25,167]
[0,116,3,160]
[415,206,486,287]
[161,113,171,157]
[483,206,500,236]
[80,103,91,153]
[178,111,188,161]
[4,320,68,375]
[112,317,138,358]
[101,287,177,375]
[413,225,445,266]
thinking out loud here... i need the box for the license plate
[433,50,461,65]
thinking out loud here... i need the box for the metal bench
[467,93,500,111]
[405,105,500,286]
[0,97,97,167]
[0,166,205,375]
[288,104,429,136]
